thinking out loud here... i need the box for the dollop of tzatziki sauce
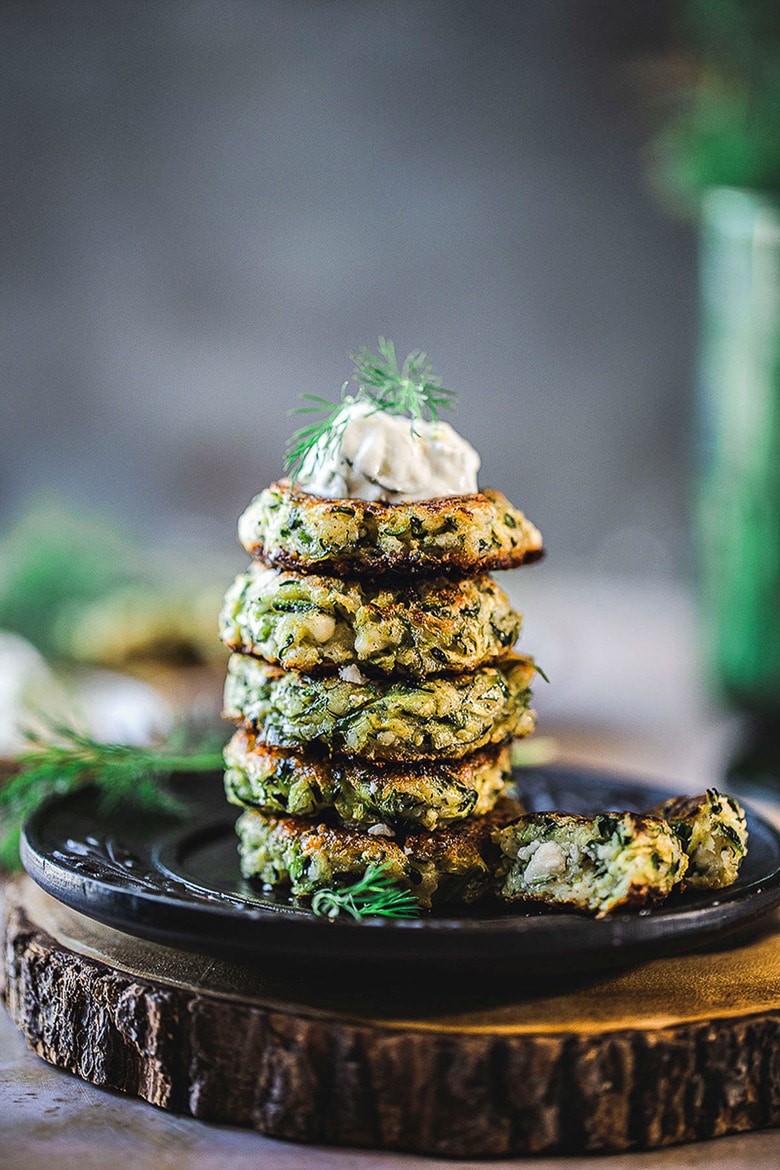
[295,399,480,502]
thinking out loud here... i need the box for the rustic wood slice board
[3,874,780,1158]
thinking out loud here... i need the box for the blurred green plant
[0,502,226,669]
[0,721,225,871]
[655,0,780,201]
[0,504,139,659]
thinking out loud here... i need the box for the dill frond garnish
[284,383,352,480]
[284,337,456,478]
[310,861,421,920]
[350,337,456,422]
[0,721,225,870]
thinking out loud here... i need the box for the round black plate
[21,767,780,976]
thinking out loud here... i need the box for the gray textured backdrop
[1,0,694,575]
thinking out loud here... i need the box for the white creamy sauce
[295,399,480,502]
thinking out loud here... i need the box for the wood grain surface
[3,876,779,1158]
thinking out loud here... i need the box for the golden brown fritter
[224,730,515,829]
[219,565,522,676]
[236,796,523,908]
[223,652,537,761]
[237,480,543,576]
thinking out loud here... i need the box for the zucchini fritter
[236,796,523,908]
[650,789,748,889]
[237,480,543,576]
[219,565,521,676]
[495,811,687,917]
[223,652,536,760]
[224,730,514,829]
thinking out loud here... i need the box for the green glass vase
[697,188,780,789]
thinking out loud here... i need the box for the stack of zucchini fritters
[220,481,749,916]
[220,479,543,909]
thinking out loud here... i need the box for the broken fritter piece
[650,789,748,890]
[494,811,688,917]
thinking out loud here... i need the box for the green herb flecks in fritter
[237,481,543,577]
[495,811,687,917]
[219,565,522,677]
[223,652,536,761]
[223,730,515,829]
[650,789,747,889]
[236,796,523,909]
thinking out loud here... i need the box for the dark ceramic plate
[21,767,780,976]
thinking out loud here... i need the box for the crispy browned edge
[229,730,510,787]
[222,638,519,676]
[245,482,545,575]
[252,544,546,575]
[651,792,744,823]
[249,794,523,858]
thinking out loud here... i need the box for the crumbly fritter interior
[650,790,748,889]
[495,811,687,917]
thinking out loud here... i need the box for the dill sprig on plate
[0,722,224,871]
[310,861,421,920]
[284,337,456,478]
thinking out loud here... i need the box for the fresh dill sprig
[284,383,352,480]
[310,861,421,920]
[284,338,456,479]
[350,337,456,422]
[0,721,225,871]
